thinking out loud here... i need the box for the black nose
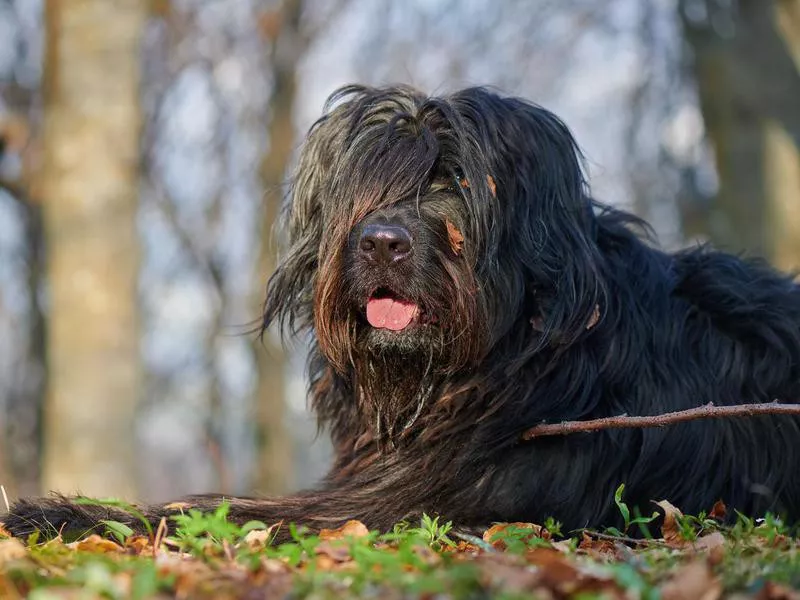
[359,223,413,265]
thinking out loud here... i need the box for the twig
[521,401,800,441]
[580,529,669,548]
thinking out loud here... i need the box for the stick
[521,401,800,441]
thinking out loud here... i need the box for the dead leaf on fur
[487,174,497,197]
[446,219,464,255]
[319,520,369,541]
[660,560,721,600]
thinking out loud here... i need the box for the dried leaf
[315,540,353,563]
[319,520,369,541]
[578,532,616,555]
[483,522,546,550]
[693,531,725,553]
[660,560,722,600]
[163,501,193,512]
[124,535,152,555]
[486,174,497,197]
[243,528,273,551]
[526,547,580,584]
[757,581,800,600]
[74,534,125,554]
[709,500,727,521]
[655,499,684,546]
[445,219,465,255]
[0,538,26,565]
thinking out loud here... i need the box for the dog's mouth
[365,288,430,331]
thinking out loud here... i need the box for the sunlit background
[0,0,798,504]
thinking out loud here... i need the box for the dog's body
[6,85,800,539]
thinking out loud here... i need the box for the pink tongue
[366,297,420,331]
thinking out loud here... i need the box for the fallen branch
[579,529,669,548]
[521,401,800,441]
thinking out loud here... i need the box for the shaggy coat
[5,85,800,539]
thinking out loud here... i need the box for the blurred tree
[0,2,47,499]
[40,0,145,497]
[679,0,800,269]
[253,0,305,495]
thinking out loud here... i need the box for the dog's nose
[359,223,413,265]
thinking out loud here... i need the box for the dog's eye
[451,169,468,193]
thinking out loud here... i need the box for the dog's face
[264,85,607,382]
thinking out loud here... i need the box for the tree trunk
[40,0,145,498]
[679,0,800,269]
[766,0,800,271]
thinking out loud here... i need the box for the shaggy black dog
[5,85,800,540]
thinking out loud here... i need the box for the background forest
[0,0,798,506]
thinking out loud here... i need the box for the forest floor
[0,487,798,599]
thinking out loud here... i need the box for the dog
[5,85,800,540]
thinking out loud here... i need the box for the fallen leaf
[445,219,464,255]
[0,538,26,565]
[757,581,800,600]
[0,524,12,538]
[578,532,616,555]
[319,520,369,541]
[483,522,547,550]
[526,548,623,597]
[125,535,152,555]
[243,528,273,551]
[163,501,192,512]
[660,560,721,600]
[315,540,352,562]
[73,534,124,554]
[693,531,725,554]
[709,500,727,521]
[477,554,541,594]
[655,499,684,546]
[526,547,579,585]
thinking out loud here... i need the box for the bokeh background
[0,0,798,504]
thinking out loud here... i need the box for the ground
[0,488,799,599]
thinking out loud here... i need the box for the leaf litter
[0,496,798,599]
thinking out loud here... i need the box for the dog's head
[264,85,607,379]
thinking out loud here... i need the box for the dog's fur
[5,85,800,540]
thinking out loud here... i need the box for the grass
[0,491,798,599]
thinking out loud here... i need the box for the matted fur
[5,85,800,540]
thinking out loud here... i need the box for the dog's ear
[453,89,607,349]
